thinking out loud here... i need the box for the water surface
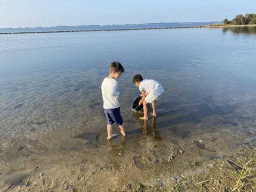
[1,27,256,190]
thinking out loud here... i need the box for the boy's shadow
[108,137,126,170]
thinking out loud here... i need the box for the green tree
[231,14,246,25]
[248,14,256,24]
[231,18,239,25]
[245,14,256,20]
[238,14,246,25]
[223,19,230,25]
[249,17,256,24]
[228,13,256,25]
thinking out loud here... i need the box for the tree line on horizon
[223,14,256,25]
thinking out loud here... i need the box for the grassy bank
[110,146,256,192]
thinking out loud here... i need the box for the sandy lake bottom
[1,99,256,191]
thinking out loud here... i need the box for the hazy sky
[1,0,255,28]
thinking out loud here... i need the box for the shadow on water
[3,167,40,189]
[107,137,126,170]
[5,175,28,187]
[73,132,99,147]
[222,26,256,35]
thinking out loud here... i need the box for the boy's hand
[141,92,149,97]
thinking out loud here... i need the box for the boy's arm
[110,81,120,97]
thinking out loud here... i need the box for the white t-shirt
[101,77,120,109]
[139,79,161,93]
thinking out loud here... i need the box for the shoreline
[0,26,205,35]
[1,24,256,35]
[2,24,256,35]
[201,24,256,28]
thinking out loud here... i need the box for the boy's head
[109,61,124,79]
[109,61,124,73]
[133,74,143,87]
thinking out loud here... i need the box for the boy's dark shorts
[104,107,123,126]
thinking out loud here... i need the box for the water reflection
[222,26,256,35]
[133,112,162,141]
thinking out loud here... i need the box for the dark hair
[133,74,143,83]
[109,61,124,73]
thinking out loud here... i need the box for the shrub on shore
[223,14,256,25]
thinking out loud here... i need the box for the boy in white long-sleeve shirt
[101,61,126,139]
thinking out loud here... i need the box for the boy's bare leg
[140,100,148,120]
[119,124,126,136]
[151,100,157,117]
[107,124,117,139]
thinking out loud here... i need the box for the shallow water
[1,27,256,190]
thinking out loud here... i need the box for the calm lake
[1,26,256,190]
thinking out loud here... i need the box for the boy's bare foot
[120,130,126,136]
[140,116,148,120]
[151,113,156,117]
[107,134,117,140]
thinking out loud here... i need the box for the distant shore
[0,26,208,35]
[1,24,256,35]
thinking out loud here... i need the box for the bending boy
[133,74,164,120]
[101,61,126,139]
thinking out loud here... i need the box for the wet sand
[1,103,256,191]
